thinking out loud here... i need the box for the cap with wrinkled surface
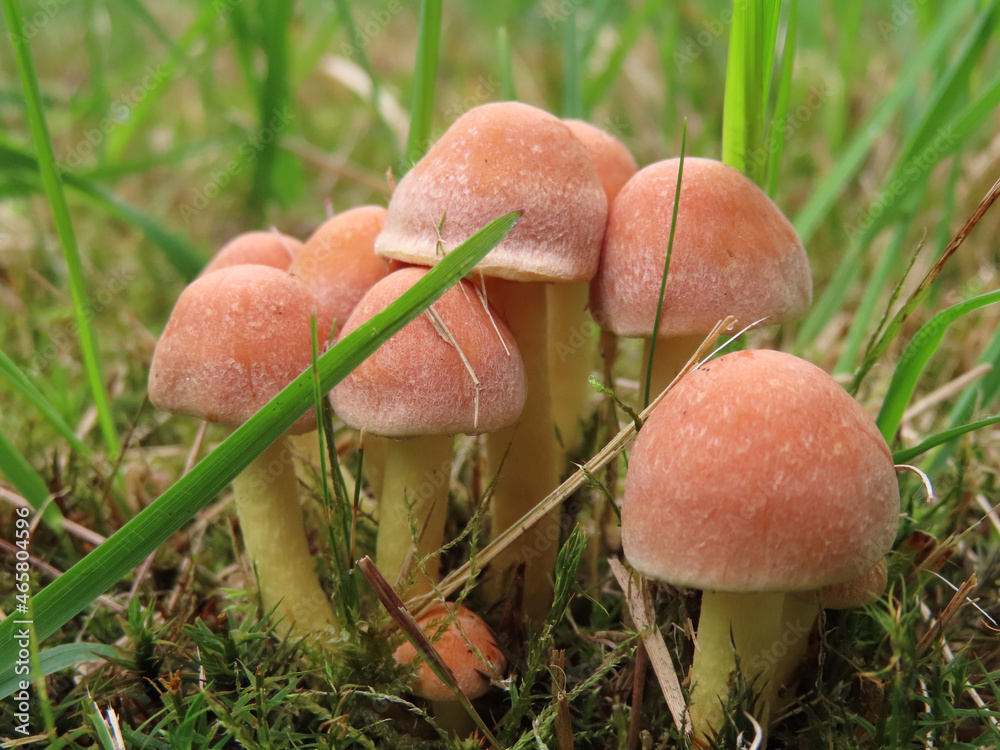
[393,603,506,702]
[288,206,395,339]
[591,157,812,337]
[376,102,607,282]
[331,267,525,436]
[622,349,899,593]
[563,119,638,205]
[201,231,303,276]
[149,264,319,433]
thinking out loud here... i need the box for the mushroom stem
[484,279,561,622]
[639,333,705,403]
[377,434,453,598]
[769,592,820,718]
[362,433,390,500]
[547,281,599,459]
[231,438,338,635]
[688,590,784,742]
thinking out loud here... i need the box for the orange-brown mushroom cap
[591,157,812,337]
[622,349,899,592]
[200,231,303,276]
[563,119,638,205]
[393,603,506,702]
[819,558,889,609]
[148,264,320,433]
[288,206,395,339]
[376,101,608,282]
[330,267,525,436]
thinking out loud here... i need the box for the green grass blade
[0,211,520,680]
[0,643,117,700]
[643,120,687,408]
[497,26,516,100]
[2,0,119,457]
[791,1,973,245]
[0,349,90,455]
[764,0,797,197]
[405,0,443,168]
[876,289,1000,442]
[722,0,780,184]
[0,424,51,509]
[893,415,1000,465]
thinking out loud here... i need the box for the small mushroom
[332,267,525,598]
[621,349,899,742]
[591,157,812,399]
[200,231,302,276]
[149,264,337,637]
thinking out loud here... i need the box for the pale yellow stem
[770,592,819,719]
[231,438,337,636]
[362,433,390,499]
[688,590,784,743]
[377,434,453,599]
[638,333,705,404]
[485,279,561,623]
[547,281,600,460]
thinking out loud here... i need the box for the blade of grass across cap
[2,0,118,457]
[764,0,797,197]
[643,119,687,408]
[791,1,973,248]
[357,557,502,749]
[0,211,521,678]
[850,176,1000,394]
[893,415,1000,465]
[0,349,90,456]
[404,0,442,169]
[497,26,516,100]
[0,139,206,279]
[876,289,1000,443]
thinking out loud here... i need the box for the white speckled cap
[591,157,812,337]
[622,349,899,592]
[376,102,608,282]
[331,267,526,436]
[149,264,318,433]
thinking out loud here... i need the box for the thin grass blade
[0,211,520,682]
[497,26,516,100]
[893,415,1000,465]
[404,0,442,168]
[0,643,116,700]
[2,0,118,456]
[764,0,797,197]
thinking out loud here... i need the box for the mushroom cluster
[147,99,900,744]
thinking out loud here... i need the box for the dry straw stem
[356,556,502,749]
[916,575,978,656]
[408,316,737,618]
[609,557,688,734]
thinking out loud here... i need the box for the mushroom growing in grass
[331,267,525,598]
[394,602,506,734]
[591,157,812,401]
[375,101,607,620]
[149,264,337,637]
[621,349,899,742]
[547,119,638,459]
[200,230,303,276]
